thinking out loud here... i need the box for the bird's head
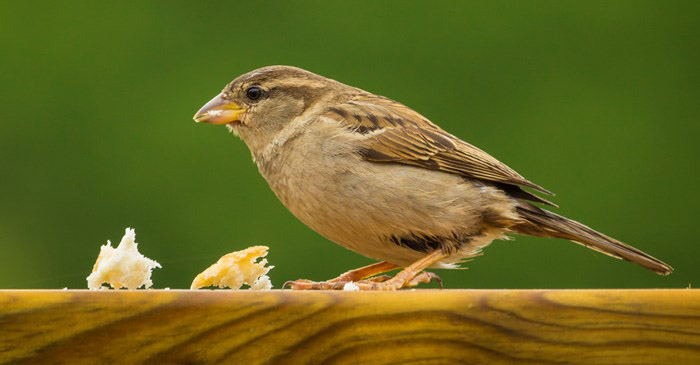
[194,66,342,151]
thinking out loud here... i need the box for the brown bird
[193,65,672,290]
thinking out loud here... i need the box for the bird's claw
[283,271,442,290]
[407,271,443,289]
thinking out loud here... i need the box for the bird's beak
[193,93,245,125]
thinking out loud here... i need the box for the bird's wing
[322,93,555,205]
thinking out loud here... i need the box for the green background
[1,1,697,290]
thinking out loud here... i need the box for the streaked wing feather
[323,93,554,203]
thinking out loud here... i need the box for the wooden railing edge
[1,289,699,364]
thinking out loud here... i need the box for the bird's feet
[283,271,442,290]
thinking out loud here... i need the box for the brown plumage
[323,94,558,207]
[322,91,670,275]
[194,65,672,290]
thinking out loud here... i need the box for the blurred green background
[0,1,697,290]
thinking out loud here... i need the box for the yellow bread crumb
[191,246,273,290]
[86,228,161,290]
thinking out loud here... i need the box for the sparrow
[193,65,672,290]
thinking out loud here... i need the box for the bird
[193,65,672,290]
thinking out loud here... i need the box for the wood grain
[1,290,699,364]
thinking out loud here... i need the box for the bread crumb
[343,282,360,291]
[191,246,273,290]
[86,228,161,290]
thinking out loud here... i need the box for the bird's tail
[512,204,673,275]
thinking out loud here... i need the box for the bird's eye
[246,86,263,101]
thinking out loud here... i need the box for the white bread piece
[343,282,360,291]
[86,228,161,290]
[191,246,273,290]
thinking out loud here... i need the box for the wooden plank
[1,290,699,364]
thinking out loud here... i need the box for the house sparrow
[193,65,672,290]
